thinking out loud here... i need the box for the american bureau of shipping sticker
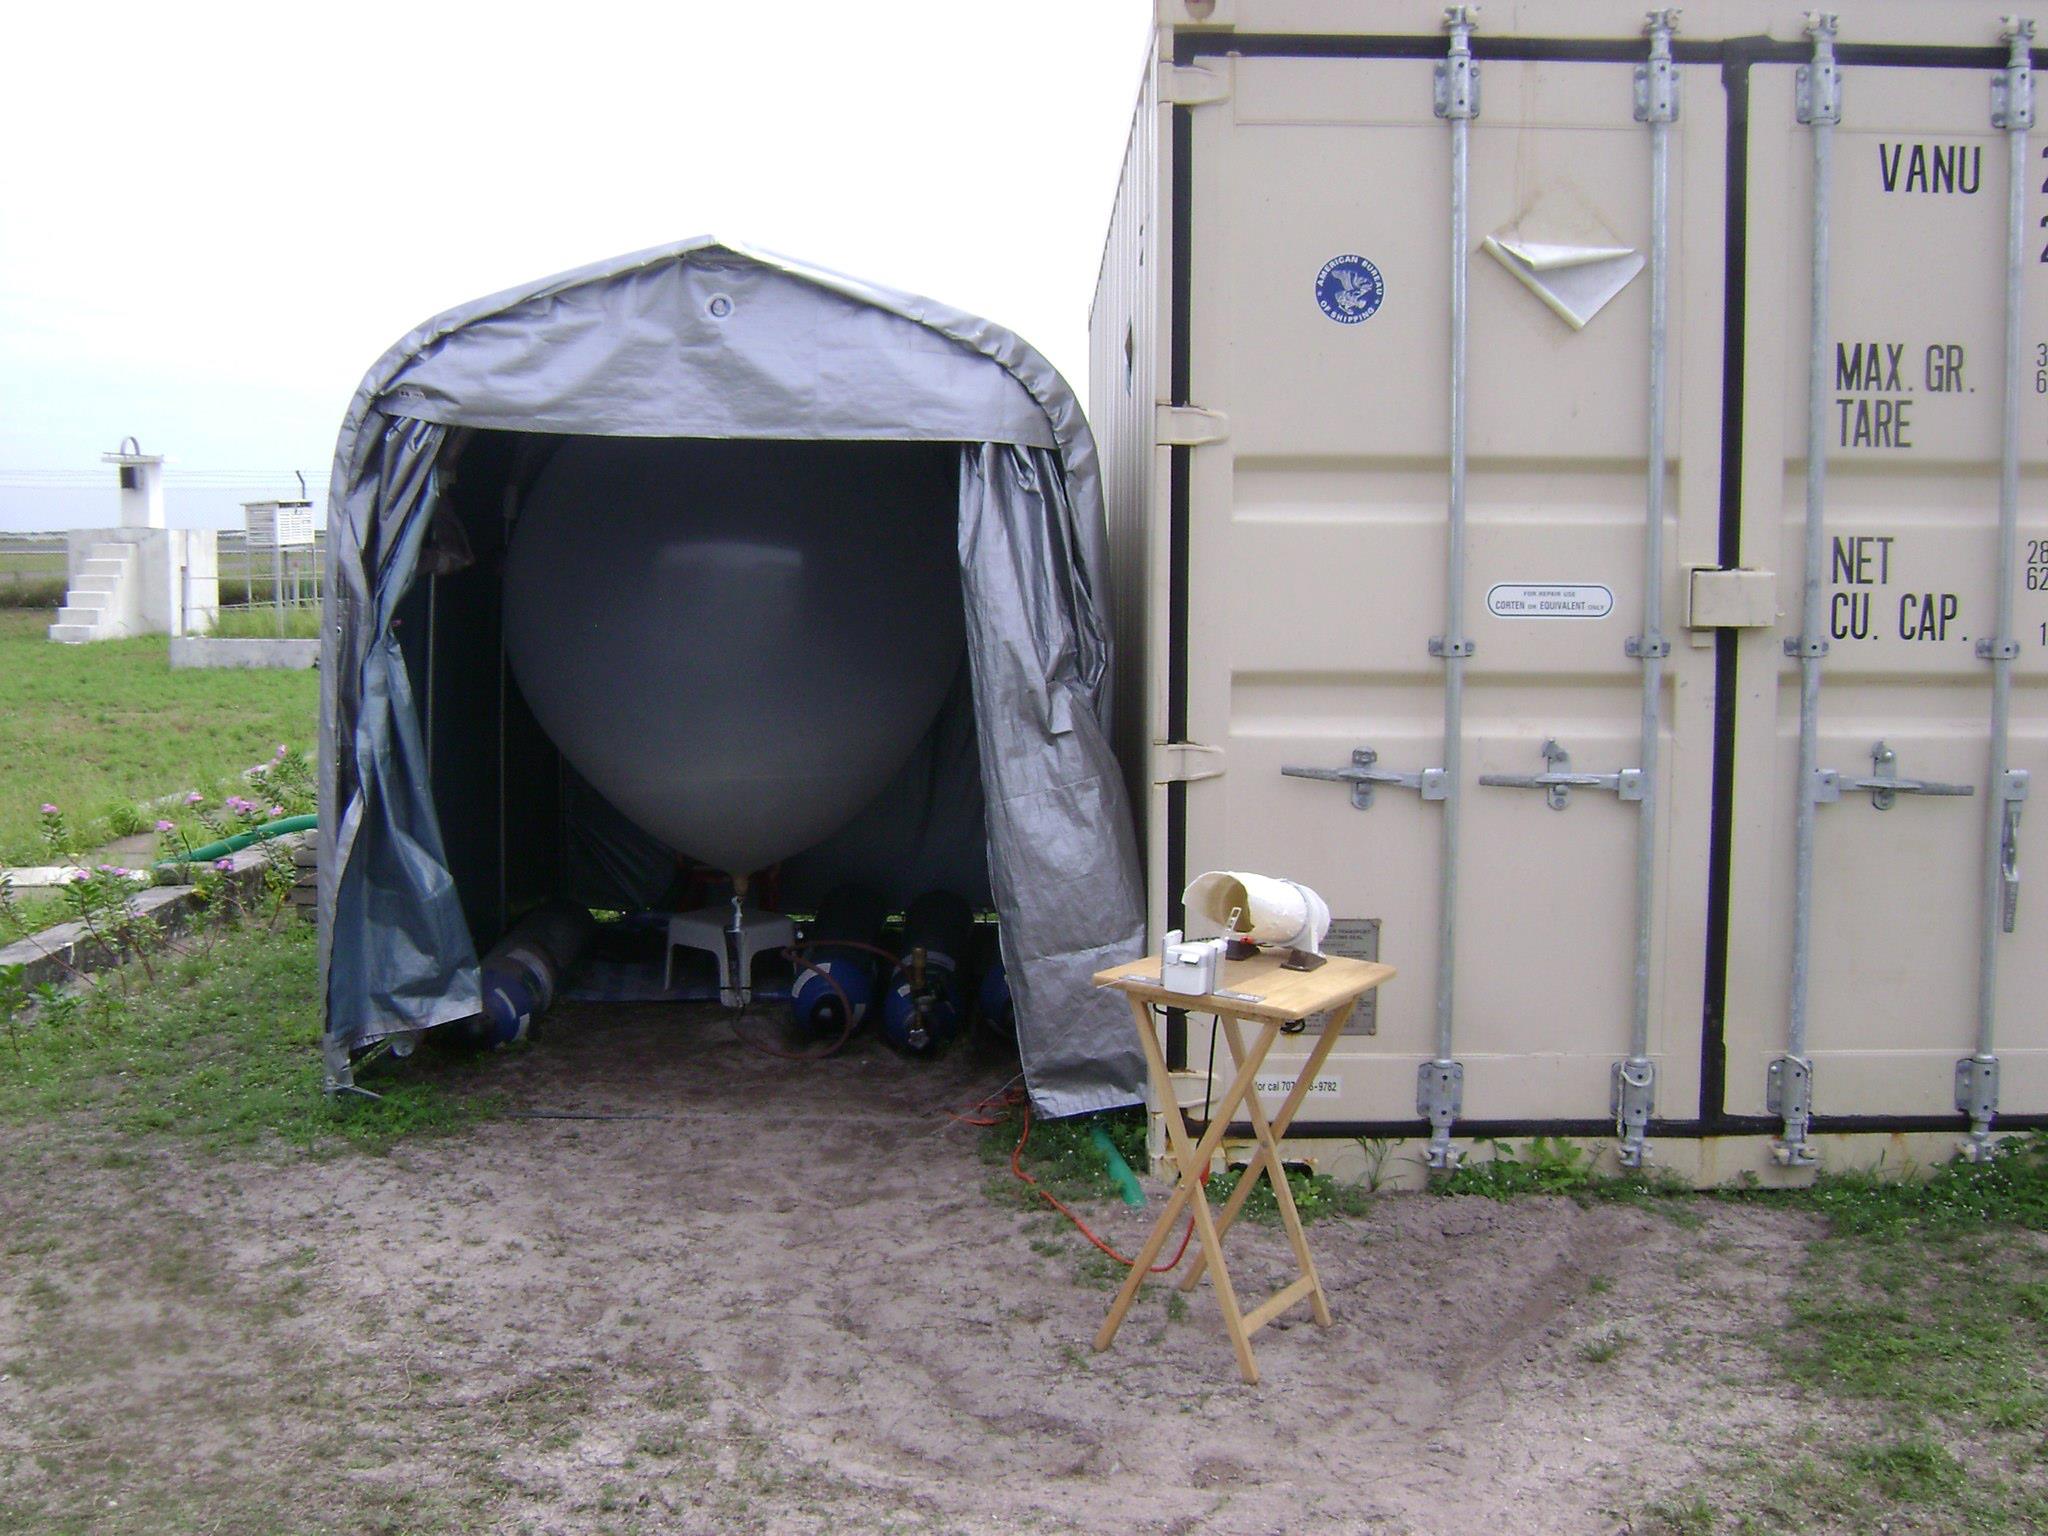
[1315,254,1384,323]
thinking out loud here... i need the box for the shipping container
[1092,0,2048,1184]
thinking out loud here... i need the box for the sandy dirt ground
[0,1003,1826,1535]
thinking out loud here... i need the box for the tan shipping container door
[1184,50,1722,1125]
[1727,59,2048,1119]
[1093,2,2048,1159]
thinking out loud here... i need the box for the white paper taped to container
[1182,871,1332,955]
[1482,191,1643,331]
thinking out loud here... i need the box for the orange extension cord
[957,1087,1198,1274]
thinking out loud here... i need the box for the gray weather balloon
[502,436,965,878]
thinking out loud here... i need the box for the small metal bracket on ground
[1611,1056,1656,1168]
[1956,1054,2002,1161]
[1416,1058,1465,1170]
[1767,1055,1818,1167]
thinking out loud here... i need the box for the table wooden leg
[1181,1000,1355,1295]
[1094,996,1205,1354]
[1219,1013,1332,1329]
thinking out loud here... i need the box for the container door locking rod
[1466,9,1678,1169]
[1283,11,1481,1169]
[1962,17,2037,1160]
[1776,14,1842,1168]
[1415,5,1479,1170]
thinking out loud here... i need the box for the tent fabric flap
[319,239,1144,1112]
[959,443,1146,1116]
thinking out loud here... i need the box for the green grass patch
[0,921,495,1155]
[206,605,323,640]
[977,1102,1149,1207]
[1208,1159,1374,1224]
[1437,1135,1700,1224]
[1644,1134,2048,1533]
[0,608,317,864]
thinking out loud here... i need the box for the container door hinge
[1794,15,1841,126]
[1156,404,1229,447]
[1157,61,1231,107]
[1956,1055,2002,1160]
[1611,1057,1656,1168]
[1416,1059,1464,1169]
[1634,10,1681,123]
[1282,748,1448,811]
[1766,1055,1818,1167]
[1993,18,2036,131]
[1155,740,1225,785]
[1434,8,1480,121]
[1478,738,1644,811]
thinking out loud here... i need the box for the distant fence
[0,530,327,614]
[217,530,325,611]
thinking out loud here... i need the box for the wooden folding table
[1090,949,1395,1384]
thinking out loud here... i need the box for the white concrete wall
[62,527,218,637]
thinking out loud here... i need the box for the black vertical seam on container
[1699,46,1753,1129]
[1166,99,1195,1072]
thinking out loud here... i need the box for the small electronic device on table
[1090,946,1395,1385]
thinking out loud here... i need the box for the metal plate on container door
[1306,917,1379,1035]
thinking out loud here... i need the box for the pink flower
[267,805,284,819]
[69,869,90,883]
[276,744,289,758]
[185,791,204,806]
[214,857,234,874]
[155,819,176,834]
[39,803,58,816]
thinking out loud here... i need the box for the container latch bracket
[1956,1055,2002,1161]
[1478,739,1644,811]
[1810,741,1976,811]
[1416,1059,1465,1170]
[1766,1055,1818,1167]
[1282,749,1447,811]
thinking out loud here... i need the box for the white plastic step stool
[664,906,796,1006]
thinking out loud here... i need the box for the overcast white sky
[0,0,1154,527]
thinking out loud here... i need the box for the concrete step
[85,544,135,564]
[55,604,104,626]
[79,557,129,577]
[47,622,96,643]
[69,577,117,597]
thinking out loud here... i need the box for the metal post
[1774,14,1840,1168]
[1613,10,1681,1169]
[1962,17,2036,1159]
[1420,6,1480,1169]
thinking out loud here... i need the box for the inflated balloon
[502,437,964,877]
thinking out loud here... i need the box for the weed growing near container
[1207,1160,1375,1224]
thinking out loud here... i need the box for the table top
[1093,949,1396,1023]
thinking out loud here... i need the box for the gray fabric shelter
[318,238,1145,1115]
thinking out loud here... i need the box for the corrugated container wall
[1093,0,2048,1184]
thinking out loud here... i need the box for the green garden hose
[1091,1124,1146,1207]
[154,813,317,870]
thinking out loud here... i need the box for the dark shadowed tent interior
[317,238,1145,1116]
